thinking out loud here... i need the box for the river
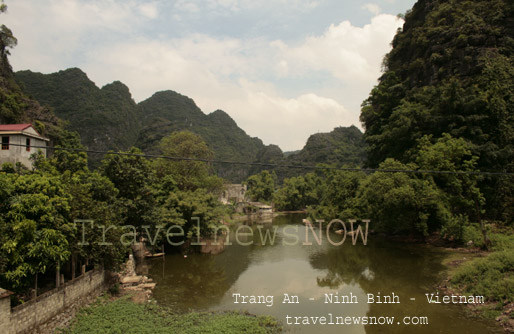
[144,213,502,333]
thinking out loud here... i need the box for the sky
[2,0,416,151]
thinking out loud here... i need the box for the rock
[121,275,142,284]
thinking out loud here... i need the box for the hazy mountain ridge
[15,68,367,181]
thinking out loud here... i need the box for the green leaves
[0,173,72,290]
[244,170,276,203]
[361,0,514,222]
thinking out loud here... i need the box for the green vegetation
[448,227,514,324]
[61,296,281,334]
[360,0,514,223]
[0,136,127,296]
[452,249,514,304]
[1,0,513,329]
[156,131,223,192]
[264,134,485,239]
[15,69,368,181]
[244,170,276,203]
[15,69,141,167]
[273,173,319,211]
[0,1,62,141]
[287,126,366,166]
[0,129,226,298]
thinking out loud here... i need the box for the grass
[451,249,514,303]
[450,225,514,303]
[447,224,514,328]
[59,296,282,334]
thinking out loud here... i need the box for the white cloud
[139,3,158,19]
[272,14,400,83]
[174,0,200,13]
[362,3,382,15]
[3,0,403,151]
[82,37,357,151]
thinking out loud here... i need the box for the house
[0,124,49,169]
[219,184,247,204]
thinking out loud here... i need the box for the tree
[416,134,489,245]
[307,169,365,222]
[65,170,127,274]
[156,131,223,192]
[162,189,224,240]
[0,173,72,293]
[244,170,276,203]
[274,173,319,211]
[356,159,450,236]
[0,1,17,60]
[101,147,157,234]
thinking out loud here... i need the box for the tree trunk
[56,260,60,288]
[71,253,76,280]
[34,273,38,299]
[475,197,491,249]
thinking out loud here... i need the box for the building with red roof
[0,123,49,168]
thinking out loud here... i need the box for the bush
[462,224,485,248]
[441,214,468,242]
[451,250,514,303]
[489,233,514,252]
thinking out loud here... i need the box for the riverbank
[57,294,282,334]
[437,224,514,332]
[54,255,282,334]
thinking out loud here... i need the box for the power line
[4,142,514,176]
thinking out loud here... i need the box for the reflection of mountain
[309,238,447,292]
[307,238,499,334]
[147,214,303,311]
[147,219,499,334]
[147,254,239,311]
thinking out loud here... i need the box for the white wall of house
[0,134,47,169]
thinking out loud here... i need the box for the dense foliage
[16,70,368,181]
[14,72,268,179]
[244,170,277,203]
[0,132,227,297]
[15,69,141,166]
[288,126,366,166]
[360,0,514,222]
[0,2,62,141]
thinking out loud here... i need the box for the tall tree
[156,131,222,192]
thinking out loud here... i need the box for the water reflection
[147,214,502,333]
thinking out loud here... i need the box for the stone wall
[0,269,106,334]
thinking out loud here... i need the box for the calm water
[145,214,502,334]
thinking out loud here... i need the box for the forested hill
[288,126,366,165]
[15,68,367,181]
[15,69,141,154]
[14,69,266,180]
[247,126,367,181]
[0,26,62,141]
[360,0,513,220]
[136,90,267,181]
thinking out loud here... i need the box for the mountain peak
[101,81,133,100]
[207,109,237,127]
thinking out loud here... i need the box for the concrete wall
[0,290,12,334]
[0,269,105,334]
[0,134,47,169]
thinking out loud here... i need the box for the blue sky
[4,0,416,151]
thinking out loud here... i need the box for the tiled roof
[0,123,33,131]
